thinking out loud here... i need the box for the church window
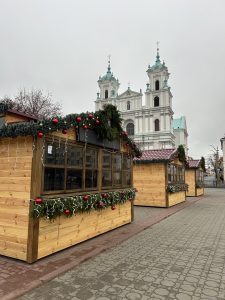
[155,80,160,90]
[105,90,108,99]
[111,90,115,97]
[126,123,134,136]
[155,119,160,131]
[127,101,131,110]
[154,96,159,107]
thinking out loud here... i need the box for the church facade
[95,48,188,151]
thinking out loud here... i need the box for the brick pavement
[17,189,225,300]
[0,195,200,300]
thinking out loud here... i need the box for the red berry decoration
[37,132,44,138]
[111,205,116,210]
[35,197,43,205]
[98,201,104,208]
[88,113,93,120]
[95,119,100,125]
[64,209,71,215]
[83,195,89,201]
[83,124,88,129]
[102,193,107,198]
[62,129,67,134]
[52,118,59,124]
[76,116,82,123]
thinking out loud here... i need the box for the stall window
[44,142,65,191]
[167,164,184,184]
[122,155,132,186]
[44,140,132,193]
[102,151,112,187]
[66,145,83,190]
[85,148,98,188]
[196,169,203,183]
[113,154,122,186]
[44,141,98,192]
[102,152,132,188]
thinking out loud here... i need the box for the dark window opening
[155,119,160,131]
[105,90,108,99]
[126,123,134,136]
[127,101,130,110]
[155,80,159,90]
[154,96,159,107]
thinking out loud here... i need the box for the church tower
[144,45,175,149]
[95,58,120,111]
[94,46,183,151]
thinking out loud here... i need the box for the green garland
[0,103,141,157]
[167,183,188,193]
[32,188,136,220]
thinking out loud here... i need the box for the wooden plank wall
[196,188,204,196]
[133,163,167,207]
[0,136,33,260]
[5,114,30,124]
[38,201,132,259]
[185,169,196,197]
[168,191,186,206]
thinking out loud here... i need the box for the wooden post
[165,162,169,207]
[27,138,43,263]
[195,169,197,197]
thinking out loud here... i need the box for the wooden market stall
[133,148,188,207]
[0,104,140,263]
[185,159,204,197]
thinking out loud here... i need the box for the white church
[95,47,188,152]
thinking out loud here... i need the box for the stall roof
[134,148,177,163]
[188,159,201,168]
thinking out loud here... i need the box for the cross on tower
[157,41,160,51]
[108,54,111,65]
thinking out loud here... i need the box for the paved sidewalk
[18,189,225,300]
[0,195,200,300]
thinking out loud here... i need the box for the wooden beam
[26,138,43,263]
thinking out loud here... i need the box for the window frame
[42,138,133,195]
[42,139,99,195]
[167,163,185,184]
[196,169,204,183]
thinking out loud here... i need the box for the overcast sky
[0,0,224,159]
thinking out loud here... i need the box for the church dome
[148,47,167,71]
[98,63,118,82]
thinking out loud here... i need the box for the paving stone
[16,189,225,299]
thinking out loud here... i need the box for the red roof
[188,159,200,168]
[134,148,177,162]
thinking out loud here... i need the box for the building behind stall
[95,47,188,151]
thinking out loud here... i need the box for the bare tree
[1,89,62,119]
[207,145,223,186]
